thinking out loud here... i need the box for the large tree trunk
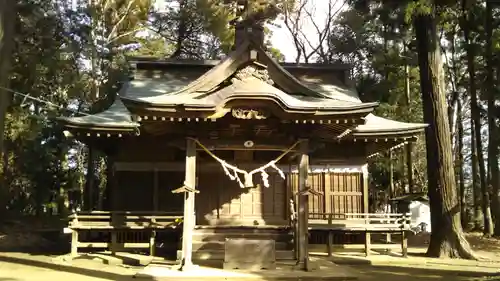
[485,0,500,237]
[0,0,16,214]
[461,9,492,233]
[457,97,467,228]
[470,119,483,230]
[414,12,476,259]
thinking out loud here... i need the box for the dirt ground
[1,229,500,281]
[1,250,499,281]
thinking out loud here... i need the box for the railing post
[400,213,408,257]
[72,212,79,225]
[149,217,157,256]
[386,212,392,252]
[364,213,370,257]
[69,213,79,258]
[70,213,78,258]
[110,231,118,255]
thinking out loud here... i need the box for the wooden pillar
[111,162,118,211]
[362,164,369,213]
[85,147,95,211]
[389,150,395,213]
[297,140,310,270]
[108,156,118,255]
[406,142,413,193]
[387,151,393,248]
[103,154,116,211]
[181,138,197,270]
[389,150,394,198]
[323,173,331,217]
[153,169,159,211]
[361,164,371,256]
[150,169,159,257]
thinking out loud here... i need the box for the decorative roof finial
[230,0,281,27]
[234,0,249,24]
[229,0,281,48]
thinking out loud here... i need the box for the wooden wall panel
[219,174,242,221]
[309,174,325,219]
[112,168,364,223]
[157,171,184,212]
[115,171,154,211]
[261,173,287,222]
[114,170,185,212]
[327,172,362,217]
[196,171,287,225]
[288,172,363,219]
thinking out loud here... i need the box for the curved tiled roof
[353,114,428,136]
[59,98,138,130]
[122,75,377,115]
[58,38,427,136]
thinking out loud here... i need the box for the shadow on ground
[0,254,148,281]
[354,264,500,280]
[70,251,156,266]
[1,251,500,281]
[314,250,500,281]
[466,233,500,253]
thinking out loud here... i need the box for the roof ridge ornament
[231,0,281,26]
[229,0,281,48]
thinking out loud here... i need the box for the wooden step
[192,232,293,243]
[191,241,292,251]
[193,227,291,234]
[178,250,296,261]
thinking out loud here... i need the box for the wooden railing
[308,212,412,257]
[65,211,183,258]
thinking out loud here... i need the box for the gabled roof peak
[128,57,351,71]
[128,39,349,101]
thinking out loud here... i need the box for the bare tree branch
[106,0,136,43]
[281,0,345,63]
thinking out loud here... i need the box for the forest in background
[0,0,499,258]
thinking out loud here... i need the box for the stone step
[178,250,296,261]
[191,241,292,251]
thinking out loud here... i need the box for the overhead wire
[0,86,116,121]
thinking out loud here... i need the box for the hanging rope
[187,137,302,188]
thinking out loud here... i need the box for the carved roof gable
[231,64,274,85]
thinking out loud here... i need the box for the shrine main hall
[59,10,426,271]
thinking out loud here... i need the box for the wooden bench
[65,211,183,258]
[308,212,411,257]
